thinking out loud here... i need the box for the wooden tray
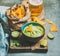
[8,32,48,53]
[7,0,48,53]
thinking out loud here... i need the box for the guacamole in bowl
[21,22,45,43]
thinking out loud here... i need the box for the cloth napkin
[0,6,10,56]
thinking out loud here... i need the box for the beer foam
[29,0,43,6]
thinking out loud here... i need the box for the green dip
[23,24,44,38]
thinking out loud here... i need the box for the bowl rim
[21,22,45,38]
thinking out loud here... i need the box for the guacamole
[23,24,44,38]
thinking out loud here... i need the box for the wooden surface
[7,0,48,53]
[9,33,48,53]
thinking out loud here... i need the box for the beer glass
[29,0,44,17]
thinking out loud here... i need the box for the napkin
[0,6,10,56]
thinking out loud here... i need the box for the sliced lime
[40,40,47,47]
[48,33,54,39]
[11,31,20,38]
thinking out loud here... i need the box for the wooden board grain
[8,33,48,53]
[8,0,48,53]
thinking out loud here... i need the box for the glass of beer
[29,0,44,17]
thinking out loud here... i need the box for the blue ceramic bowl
[21,22,45,43]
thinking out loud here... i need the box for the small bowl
[21,22,45,43]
